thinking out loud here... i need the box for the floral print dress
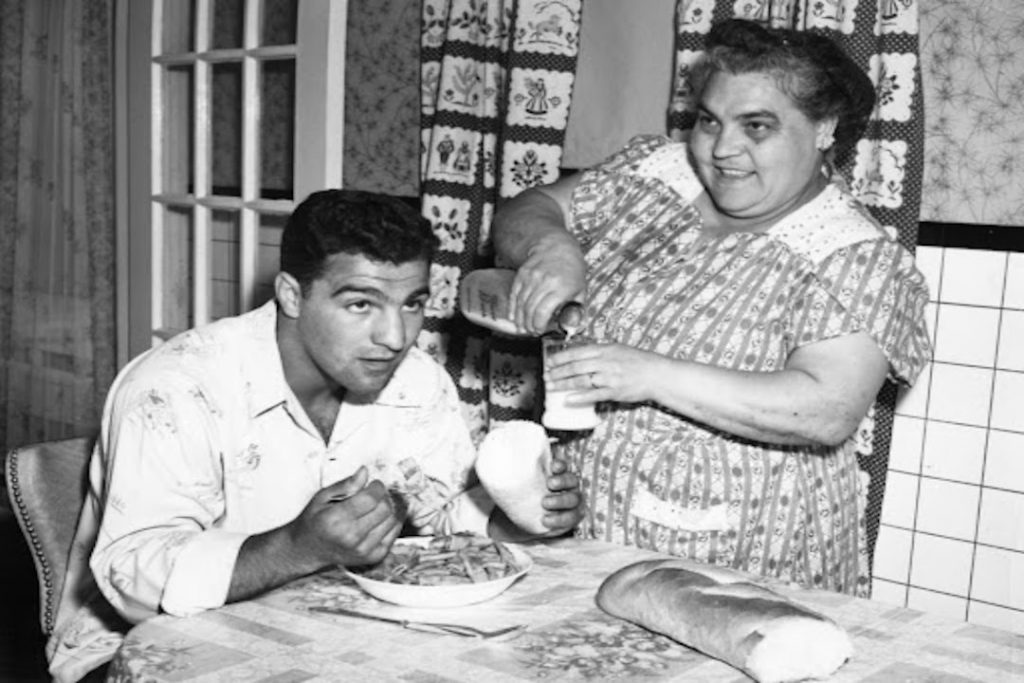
[556,135,932,596]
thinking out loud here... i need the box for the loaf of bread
[596,559,853,683]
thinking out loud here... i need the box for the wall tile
[939,249,1006,307]
[933,304,1000,367]
[874,525,913,583]
[921,421,986,484]
[915,479,979,541]
[984,429,1024,494]
[871,578,908,607]
[881,471,920,528]
[968,600,1024,635]
[914,246,943,302]
[889,415,925,474]
[1004,253,1024,310]
[895,362,931,418]
[971,544,1024,611]
[990,370,1024,432]
[910,534,973,596]
[927,363,994,427]
[996,310,1024,371]
[924,301,939,348]
[977,488,1024,552]
[907,587,968,622]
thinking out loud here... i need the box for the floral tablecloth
[107,537,1023,682]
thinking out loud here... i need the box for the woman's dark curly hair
[688,19,876,165]
[281,189,438,296]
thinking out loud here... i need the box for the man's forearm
[227,525,323,603]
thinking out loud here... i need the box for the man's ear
[816,117,839,151]
[275,272,303,319]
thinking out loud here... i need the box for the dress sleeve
[786,239,933,385]
[569,135,702,258]
[89,375,247,622]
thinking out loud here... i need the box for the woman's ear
[816,118,839,151]
[275,272,302,319]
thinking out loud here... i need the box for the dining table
[106,536,1023,682]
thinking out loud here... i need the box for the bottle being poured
[459,268,599,431]
[458,268,585,338]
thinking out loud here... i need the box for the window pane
[211,0,244,49]
[260,59,295,199]
[211,62,242,197]
[162,206,194,331]
[161,0,196,53]
[162,65,194,195]
[255,213,287,307]
[210,210,240,319]
[262,0,297,46]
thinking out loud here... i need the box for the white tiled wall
[872,245,1024,635]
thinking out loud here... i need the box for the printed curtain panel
[668,0,924,567]
[419,0,583,444]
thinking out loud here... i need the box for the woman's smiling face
[689,71,832,230]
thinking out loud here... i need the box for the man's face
[291,252,430,400]
[689,71,827,227]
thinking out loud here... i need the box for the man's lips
[361,356,400,374]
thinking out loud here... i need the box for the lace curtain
[0,0,116,452]
[419,0,583,444]
[668,0,925,565]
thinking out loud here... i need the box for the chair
[4,436,94,636]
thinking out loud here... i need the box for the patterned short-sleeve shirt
[558,135,932,596]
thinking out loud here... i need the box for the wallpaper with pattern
[919,0,1024,226]
[342,0,420,197]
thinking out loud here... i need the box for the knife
[307,605,522,639]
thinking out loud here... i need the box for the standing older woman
[491,18,932,596]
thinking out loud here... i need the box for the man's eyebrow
[330,282,385,298]
[407,285,431,301]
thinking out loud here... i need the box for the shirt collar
[244,301,293,418]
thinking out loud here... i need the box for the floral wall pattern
[919,0,1024,226]
[342,0,420,197]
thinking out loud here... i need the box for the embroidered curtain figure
[419,0,583,443]
[667,0,925,570]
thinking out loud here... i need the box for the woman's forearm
[642,335,888,447]
[493,177,581,268]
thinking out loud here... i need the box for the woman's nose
[712,126,742,158]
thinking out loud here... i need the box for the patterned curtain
[419,0,583,444]
[668,0,925,566]
[0,0,116,453]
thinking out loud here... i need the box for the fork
[308,605,525,639]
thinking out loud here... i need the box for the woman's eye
[696,114,718,132]
[744,121,773,138]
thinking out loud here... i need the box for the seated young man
[48,190,584,682]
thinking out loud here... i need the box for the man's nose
[373,309,406,351]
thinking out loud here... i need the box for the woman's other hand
[544,342,664,405]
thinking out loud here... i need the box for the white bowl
[343,537,533,608]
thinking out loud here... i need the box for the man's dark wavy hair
[280,189,438,296]
[688,19,876,166]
